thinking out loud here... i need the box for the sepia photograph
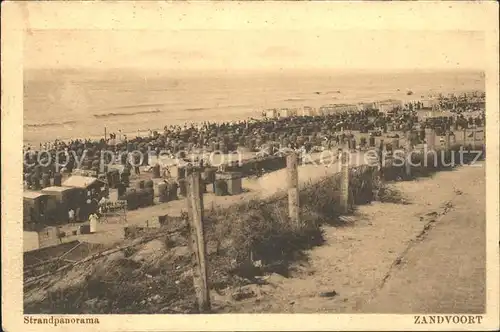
[2,1,499,331]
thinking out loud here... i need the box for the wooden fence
[182,127,485,312]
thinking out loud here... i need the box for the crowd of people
[23,100,486,191]
[435,91,486,113]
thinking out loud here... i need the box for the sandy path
[361,164,485,313]
[216,162,485,313]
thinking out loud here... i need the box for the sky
[17,1,491,73]
[24,29,485,72]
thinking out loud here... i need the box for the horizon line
[24,67,484,73]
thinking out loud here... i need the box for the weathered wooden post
[471,125,476,148]
[405,132,412,178]
[340,145,350,214]
[444,131,451,151]
[378,139,385,172]
[286,153,300,226]
[186,171,210,312]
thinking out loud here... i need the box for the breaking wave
[24,121,77,129]
[112,103,167,110]
[284,98,306,102]
[93,109,161,119]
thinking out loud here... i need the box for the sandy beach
[23,70,484,146]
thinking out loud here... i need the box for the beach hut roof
[62,176,100,189]
[23,191,48,200]
[41,186,76,193]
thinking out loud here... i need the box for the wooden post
[471,125,476,148]
[340,146,350,213]
[378,139,384,171]
[444,131,451,151]
[186,172,210,312]
[104,127,107,141]
[405,132,412,178]
[286,153,300,225]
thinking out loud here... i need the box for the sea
[23,69,485,145]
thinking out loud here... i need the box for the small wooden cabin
[41,186,84,206]
[41,186,85,221]
[63,175,107,201]
[23,191,57,225]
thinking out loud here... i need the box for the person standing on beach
[68,209,75,223]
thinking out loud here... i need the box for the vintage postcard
[2,1,499,331]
